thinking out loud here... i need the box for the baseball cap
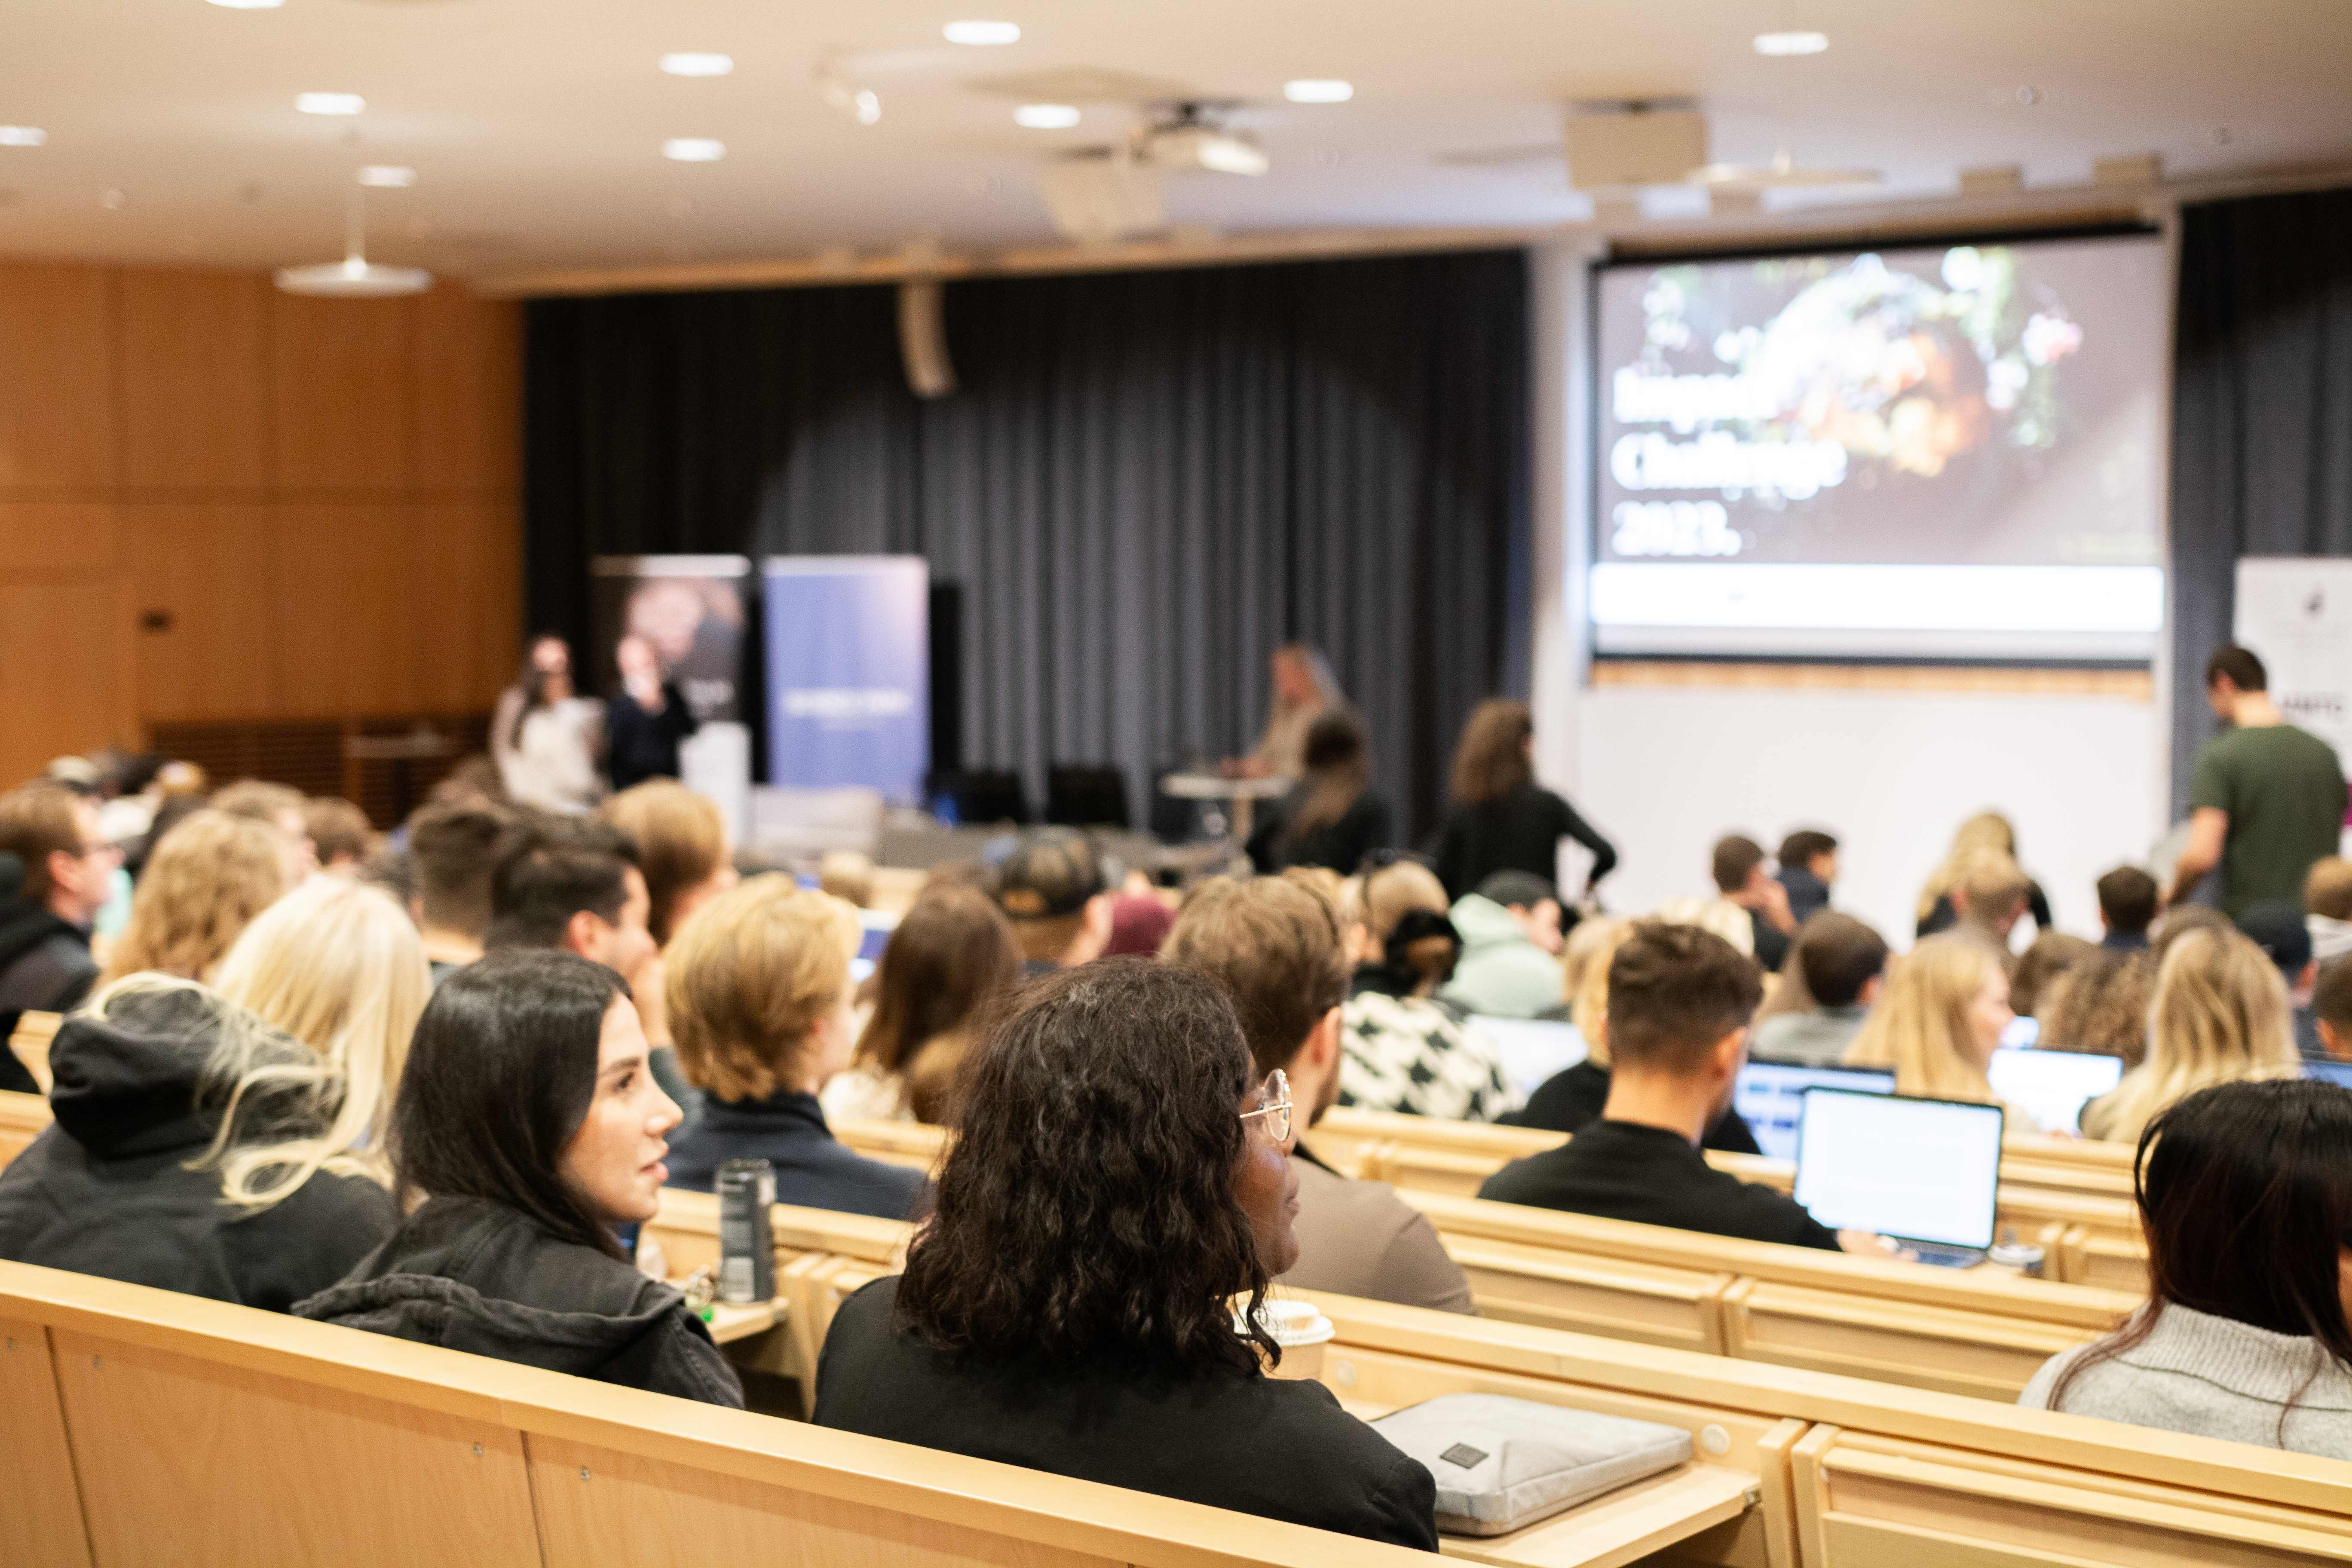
[992,827,1105,922]
[2236,898,2314,979]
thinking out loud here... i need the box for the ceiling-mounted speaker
[897,279,956,399]
[1564,100,1707,189]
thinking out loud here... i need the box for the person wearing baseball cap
[992,827,1113,976]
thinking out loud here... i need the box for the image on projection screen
[1590,234,2168,659]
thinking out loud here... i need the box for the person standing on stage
[2170,646,2348,918]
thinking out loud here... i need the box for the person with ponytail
[2021,1080,2352,1458]
[1333,857,1517,1121]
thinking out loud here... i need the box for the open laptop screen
[1470,1016,1589,1096]
[1734,1060,1896,1163]
[1988,1046,2124,1133]
[1793,1089,2004,1250]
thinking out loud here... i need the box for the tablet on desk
[1733,1060,1896,1163]
[1988,1046,2124,1134]
[1793,1089,2005,1266]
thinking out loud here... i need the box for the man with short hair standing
[2171,646,2348,918]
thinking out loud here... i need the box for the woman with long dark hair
[295,950,742,1407]
[821,884,1020,1125]
[813,959,1437,1550]
[1246,707,1393,875]
[2021,1080,2352,1458]
[1430,699,1615,900]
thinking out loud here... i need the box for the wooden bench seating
[8,1008,58,1095]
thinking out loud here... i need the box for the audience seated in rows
[812,959,1439,1551]
[2079,926,2298,1144]
[818,848,876,909]
[2310,857,2352,965]
[302,796,376,873]
[211,778,320,882]
[1507,917,1761,1152]
[0,784,115,1088]
[1751,913,1889,1066]
[0,877,427,1311]
[100,808,293,987]
[2023,1080,2352,1459]
[1776,828,1840,926]
[1480,922,1874,1253]
[661,877,925,1220]
[2097,864,2160,953]
[1336,858,1517,1122]
[1938,849,2035,958]
[1845,932,2021,1118]
[2038,949,2155,1066]
[1101,888,1176,956]
[1164,873,1474,1314]
[406,796,509,980]
[2011,931,2096,1024]
[822,883,1020,1126]
[1917,812,2052,939]
[992,826,1112,975]
[1246,706,1392,876]
[296,950,744,1408]
[1430,698,1615,902]
[1437,870,1567,1019]
[600,779,739,947]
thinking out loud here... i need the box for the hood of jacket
[45,984,219,1161]
[0,893,85,974]
[1448,894,1534,956]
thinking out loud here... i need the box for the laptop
[1733,1060,1896,1163]
[1794,1088,2006,1268]
[2000,1015,2042,1050]
[1988,1047,2125,1135]
[1470,1015,1588,1096]
[2305,1060,2352,1089]
[850,909,897,983]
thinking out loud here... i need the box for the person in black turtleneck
[0,784,119,1093]
[659,876,925,1220]
[1430,700,1615,902]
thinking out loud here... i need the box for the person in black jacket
[814,959,1439,1552]
[0,784,119,1092]
[659,876,926,1219]
[296,951,743,1408]
[0,980,395,1311]
[1430,700,1614,901]
[1246,707,1392,876]
[605,634,700,793]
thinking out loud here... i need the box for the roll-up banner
[2235,558,2352,793]
[590,555,753,840]
[760,555,931,805]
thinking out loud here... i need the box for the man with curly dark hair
[812,958,1438,1551]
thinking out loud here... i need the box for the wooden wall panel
[415,286,521,495]
[0,501,118,577]
[0,1321,93,1568]
[410,498,523,710]
[116,268,271,491]
[270,290,416,493]
[122,503,281,721]
[274,502,416,716]
[0,264,116,492]
[0,577,137,785]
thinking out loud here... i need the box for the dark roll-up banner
[590,555,753,839]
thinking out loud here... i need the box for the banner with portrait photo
[590,555,753,839]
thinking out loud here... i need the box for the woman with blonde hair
[0,974,396,1311]
[1337,857,1516,1121]
[101,809,292,985]
[1915,811,2053,939]
[1844,934,2021,1115]
[598,779,736,946]
[1430,699,1616,900]
[662,876,926,1218]
[2079,927,2298,1144]
[211,876,433,1179]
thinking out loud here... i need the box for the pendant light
[276,183,431,297]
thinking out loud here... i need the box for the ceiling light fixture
[1283,79,1353,104]
[661,53,734,77]
[276,187,431,298]
[1014,103,1080,129]
[663,137,726,162]
[357,165,415,187]
[0,126,47,147]
[1752,31,1828,55]
[943,20,1021,45]
[296,92,365,116]
[207,0,285,9]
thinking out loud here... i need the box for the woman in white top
[2022,1079,2352,1460]
[1243,644,1344,780]
[493,634,605,814]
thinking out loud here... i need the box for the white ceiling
[3,0,2350,282]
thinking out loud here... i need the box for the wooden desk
[701,1300,781,1345]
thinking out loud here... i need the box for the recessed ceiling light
[1752,31,1828,55]
[0,126,47,147]
[1283,80,1354,104]
[1014,103,1079,129]
[357,165,415,187]
[296,92,365,116]
[207,0,285,9]
[663,137,726,162]
[852,89,881,125]
[661,53,734,77]
[943,20,1021,45]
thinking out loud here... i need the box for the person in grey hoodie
[297,951,741,1408]
[2021,1080,2352,1460]
[1438,872,1568,1020]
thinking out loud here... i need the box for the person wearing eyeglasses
[812,958,1439,1551]
[0,782,121,1092]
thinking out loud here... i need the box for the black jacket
[296,1194,744,1407]
[664,1090,925,1220]
[606,681,699,791]
[1478,1118,1839,1250]
[1503,1060,1761,1155]
[0,895,99,1095]
[0,988,396,1311]
[1247,789,1392,877]
[815,1276,1438,1551]
[1430,784,1616,899]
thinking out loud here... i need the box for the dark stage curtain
[2171,186,2352,812]
[525,249,1530,839]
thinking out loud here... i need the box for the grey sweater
[2020,1303,2352,1460]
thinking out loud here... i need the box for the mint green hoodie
[1437,895,1567,1019]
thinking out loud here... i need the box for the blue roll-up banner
[761,555,931,804]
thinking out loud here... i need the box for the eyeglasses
[1239,1069,1293,1146]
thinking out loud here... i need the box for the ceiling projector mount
[1033,98,1269,242]
[1131,101,1269,177]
